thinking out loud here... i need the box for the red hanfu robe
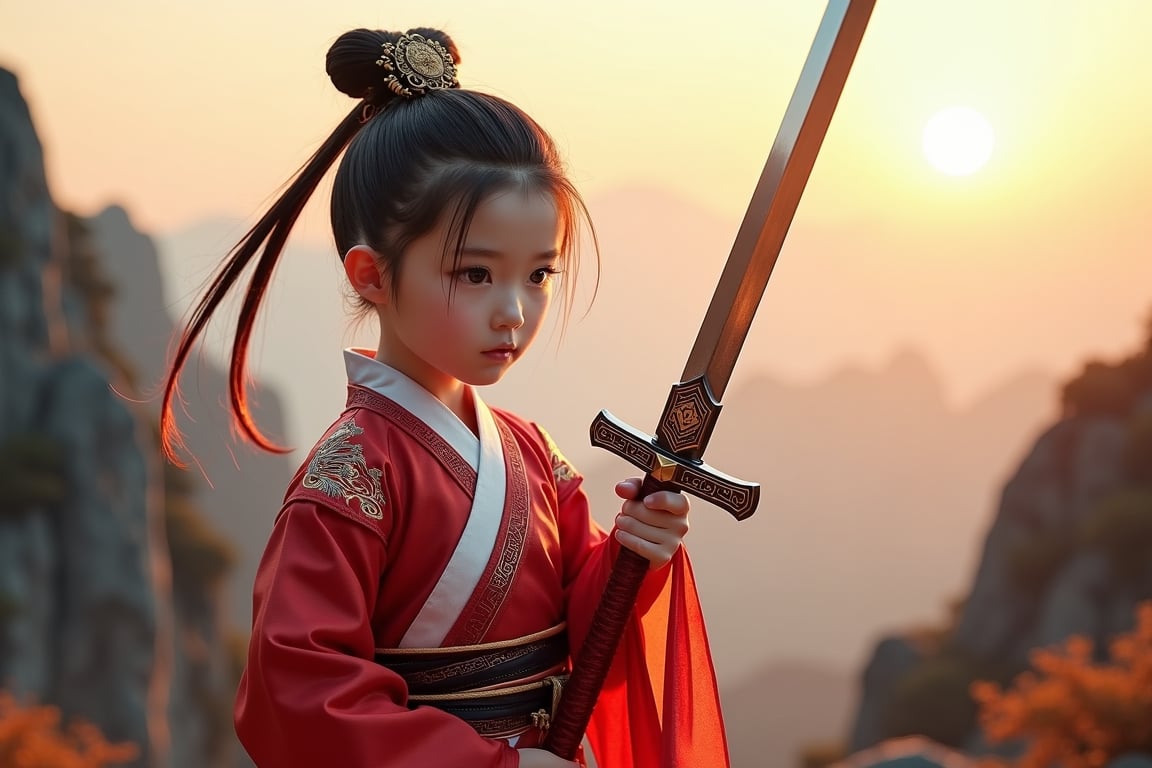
[234,349,729,767]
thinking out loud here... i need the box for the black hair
[161,27,598,464]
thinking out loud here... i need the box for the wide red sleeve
[233,501,519,768]
[557,474,731,768]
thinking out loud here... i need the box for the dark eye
[530,267,560,285]
[458,267,489,284]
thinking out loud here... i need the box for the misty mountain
[722,661,855,768]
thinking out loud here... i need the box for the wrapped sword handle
[541,475,670,759]
[543,401,759,758]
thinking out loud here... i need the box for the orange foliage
[971,601,1152,768]
[0,693,138,768]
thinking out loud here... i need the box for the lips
[481,344,517,363]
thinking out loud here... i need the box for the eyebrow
[459,246,560,260]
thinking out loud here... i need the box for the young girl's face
[377,186,562,399]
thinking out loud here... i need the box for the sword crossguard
[590,378,760,521]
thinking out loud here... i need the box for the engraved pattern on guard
[303,420,387,519]
[538,428,576,483]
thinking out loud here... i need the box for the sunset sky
[4,1,1152,667]
[6,0,1151,402]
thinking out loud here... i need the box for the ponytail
[160,26,458,465]
[159,106,367,465]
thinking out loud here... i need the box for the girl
[161,26,728,768]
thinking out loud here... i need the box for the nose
[491,287,525,330]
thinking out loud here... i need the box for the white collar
[343,348,480,469]
[345,347,511,649]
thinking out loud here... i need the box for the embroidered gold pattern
[403,644,539,686]
[538,428,577,483]
[303,420,387,519]
[348,388,476,495]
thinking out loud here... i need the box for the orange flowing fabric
[569,546,730,768]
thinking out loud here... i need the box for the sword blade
[543,3,877,757]
[683,0,876,399]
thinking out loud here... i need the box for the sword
[543,0,876,758]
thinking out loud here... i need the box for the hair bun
[326,28,460,101]
[326,29,391,100]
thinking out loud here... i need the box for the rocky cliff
[847,318,1152,753]
[0,66,290,767]
[0,65,158,766]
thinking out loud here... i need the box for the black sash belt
[375,623,569,738]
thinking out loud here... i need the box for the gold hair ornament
[375,32,458,98]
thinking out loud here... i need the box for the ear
[343,245,391,305]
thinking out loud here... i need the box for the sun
[922,106,995,176]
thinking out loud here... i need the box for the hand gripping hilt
[542,377,759,758]
[589,413,759,521]
[594,376,759,520]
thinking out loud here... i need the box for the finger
[614,511,688,569]
[614,527,680,567]
[614,477,644,500]
[642,490,690,516]
[616,507,690,539]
